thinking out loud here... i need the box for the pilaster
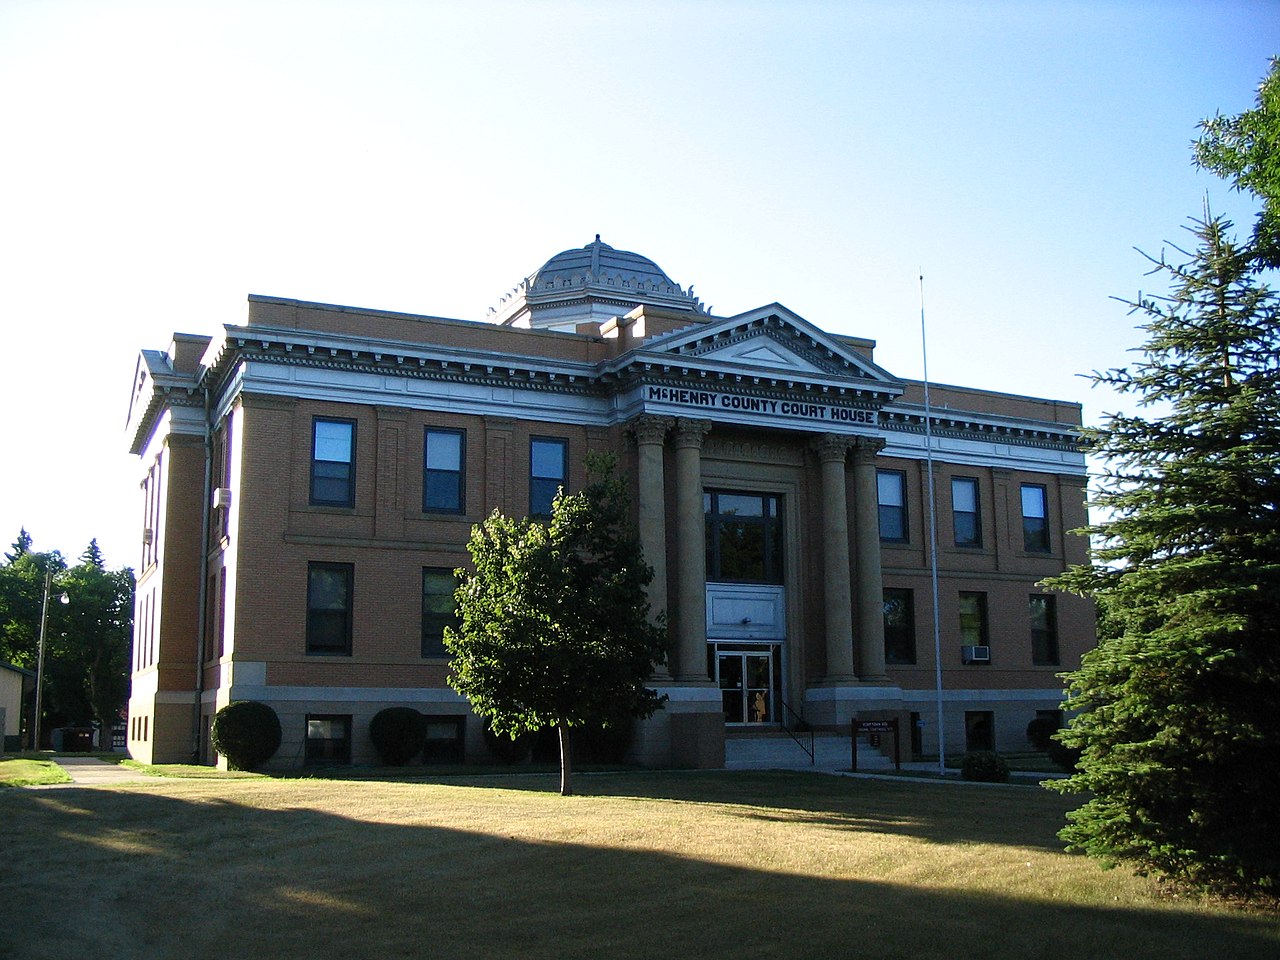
[811,434,856,681]
[630,415,674,679]
[673,418,711,681]
[851,436,888,681]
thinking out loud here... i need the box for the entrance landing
[723,733,893,772]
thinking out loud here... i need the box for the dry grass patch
[2,771,1275,960]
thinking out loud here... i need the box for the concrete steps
[723,732,894,772]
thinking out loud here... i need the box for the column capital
[673,418,712,449]
[630,414,675,446]
[850,435,887,464]
[811,433,853,464]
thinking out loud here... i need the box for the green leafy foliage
[1045,214,1280,896]
[0,533,132,744]
[369,707,426,766]
[210,701,282,771]
[445,453,669,794]
[961,751,1010,783]
[1195,58,1280,268]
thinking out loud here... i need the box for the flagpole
[920,272,945,776]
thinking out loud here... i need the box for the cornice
[879,406,1083,452]
[216,327,607,401]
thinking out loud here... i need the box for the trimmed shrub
[482,720,535,764]
[1026,717,1058,752]
[211,701,281,771]
[1046,736,1083,772]
[369,708,426,766]
[574,714,635,764]
[961,750,1010,783]
[528,715,635,765]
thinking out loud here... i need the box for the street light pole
[33,567,68,752]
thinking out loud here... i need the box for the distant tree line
[0,529,133,749]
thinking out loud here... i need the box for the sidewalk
[31,756,153,788]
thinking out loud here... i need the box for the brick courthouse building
[125,238,1092,768]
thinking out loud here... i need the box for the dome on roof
[488,235,707,330]
[530,236,677,291]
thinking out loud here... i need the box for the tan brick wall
[134,295,1094,768]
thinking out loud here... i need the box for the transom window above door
[704,490,783,584]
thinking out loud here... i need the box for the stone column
[812,434,856,681]
[851,437,888,680]
[673,419,712,681]
[631,415,674,679]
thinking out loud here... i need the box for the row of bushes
[210,702,1078,774]
[208,701,634,770]
[208,702,437,770]
[958,719,1083,782]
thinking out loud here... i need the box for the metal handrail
[777,696,815,765]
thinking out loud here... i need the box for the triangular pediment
[635,302,902,389]
[706,335,826,374]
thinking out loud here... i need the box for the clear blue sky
[0,0,1274,570]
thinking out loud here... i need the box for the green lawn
[0,756,71,787]
[2,770,1275,959]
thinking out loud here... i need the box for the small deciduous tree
[1045,213,1280,896]
[444,453,668,795]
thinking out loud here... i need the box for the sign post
[851,718,901,772]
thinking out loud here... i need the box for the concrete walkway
[31,756,154,788]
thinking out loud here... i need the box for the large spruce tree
[1045,213,1280,894]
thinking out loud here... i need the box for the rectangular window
[952,476,981,547]
[421,715,466,764]
[530,437,567,517]
[1021,484,1050,552]
[958,591,988,647]
[142,460,161,570]
[704,490,784,584]
[877,470,907,542]
[305,714,352,765]
[213,419,233,540]
[883,588,916,665]
[204,567,226,663]
[424,428,465,513]
[311,418,356,507]
[1030,594,1060,665]
[422,567,459,657]
[306,562,354,656]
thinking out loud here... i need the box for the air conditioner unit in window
[961,645,991,664]
[212,487,232,509]
[141,528,153,545]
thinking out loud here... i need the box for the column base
[629,682,724,769]
[802,683,905,728]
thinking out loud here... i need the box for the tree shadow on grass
[2,783,1275,960]
[435,768,1082,853]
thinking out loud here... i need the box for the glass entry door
[717,650,776,724]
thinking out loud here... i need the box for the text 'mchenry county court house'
[126,237,1092,768]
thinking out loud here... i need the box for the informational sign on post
[851,718,901,772]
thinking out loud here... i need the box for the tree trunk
[558,720,574,796]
